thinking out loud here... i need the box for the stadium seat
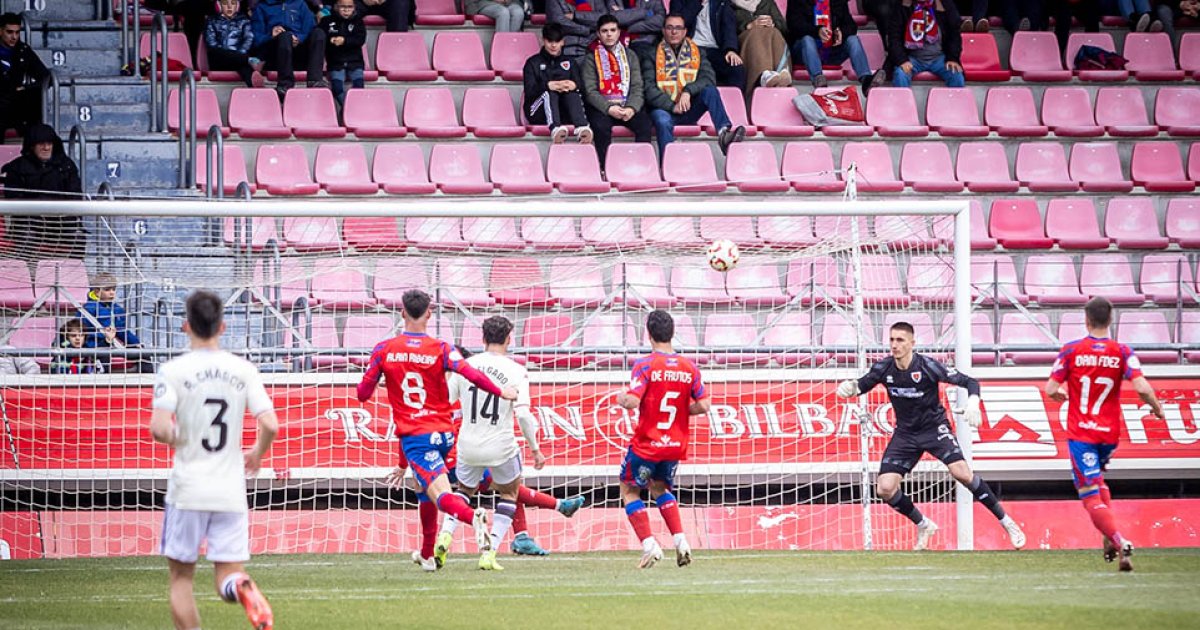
[1094,87,1158,137]
[490,32,540,81]
[256,144,319,196]
[1080,254,1144,304]
[698,217,760,248]
[1044,198,1110,249]
[415,0,466,25]
[1166,198,1200,248]
[343,89,406,138]
[705,313,763,366]
[643,311,698,349]
[939,312,999,366]
[966,199,996,250]
[662,144,726,192]
[1009,32,1072,81]
[435,258,494,306]
[488,143,552,194]
[520,314,579,368]
[961,33,1010,81]
[548,258,608,307]
[1123,33,1185,81]
[1069,142,1133,193]
[1066,33,1130,81]
[1181,32,1200,78]
[785,256,847,304]
[840,142,903,192]
[813,216,868,242]
[283,217,341,252]
[615,263,674,307]
[1041,88,1103,137]
[859,256,909,306]
[725,263,786,306]
[406,217,469,251]
[432,32,494,81]
[373,144,436,195]
[1186,313,1200,364]
[1117,311,1177,364]
[376,32,437,81]
[196,144,255,195]
[6,317,56,360]
[491,258,555,306]
[925,88,987,137]
[856,31,886,72]
[782,142,845,192]
[547,145,610,193]
[283,88,345,138]
[1131,143,1196,192]
[524,217,584,250]
[900,142,963,192]
[866,88,928,137]
[343,315,396,365]
[906,256,954,304]
[989,198,1051,249]
[581,315,641,367]
[820,312,877,362]
[313,144,378,195]
[255,258,309,308]
[1140,254,1196,305]
[167,88,226,137]
[1015,143,1077,192]
[876,215,938,250]
[642,216,701,246]
[372,259,430,307]
[228,88,291,138]
[0,259,35,308]
[464,217,525,251]
[984,87,1047,137]
[759,215,818,247]
[762,312,822,366]
[1000,312,1059,365]
[403,88,467,138]
[700,86,758,136]
[749,88,815,137]
[343,217,406,252]
[724,143,789,192]
[463,88,525,138]
[971,254,1025,304]
[310,259,374,310]
[1190,143,1200,183]
[604,144,666,192]
[581,217,641,249]
[223,217,277,250]
[1155,88,1200,137]
[958,142,1018,193]
[429,145,494,195]
[1024,254,1087,305]
[1104,198,1170,249]
[671,266,736,305]
[139,32,191,79]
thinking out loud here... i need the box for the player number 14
[1078,375,1115,415]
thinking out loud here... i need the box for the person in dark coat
[1,124,84,258]
[673,0,747,90]
[0,13,50,141]
[523,23,592,143]
[321,0,367,105]
[205,0,264,87]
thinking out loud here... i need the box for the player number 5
[656,391,679,430]
[1078,375,1115,415]
[401,372,427,409]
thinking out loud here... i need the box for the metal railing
[67,125,88,199]
[147,10,168,132]
[42,71,60,130]
[177,68,197,188]
[204,124,224,198]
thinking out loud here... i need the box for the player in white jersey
[150,291,279,630]
[446,316,544,571]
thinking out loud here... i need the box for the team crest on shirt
[886,376,893,383]
[560,60,571,70]
[910,372,922,383]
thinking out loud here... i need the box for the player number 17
[1078,375,1115,415]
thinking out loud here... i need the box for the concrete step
[2,0,99,21]
[86,156,179,190]
[36,25,123,51]
[95,217,222,250]
[56,102,151,136]
[101,138,179,161]
[36,48,121,77]
[54,79,150,106]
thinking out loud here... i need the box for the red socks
[518,486,559,510]
[419,500,438,558]
[1082,493,1123,546]
[1099,482,1113,506]
[511,501,528,535]
[625,500,653,541]
[436,492,476,523]
[656,492,683,536]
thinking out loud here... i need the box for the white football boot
[914,519,939,551]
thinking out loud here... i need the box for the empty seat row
[1012,32,1200,82]
[985,197,1200,251]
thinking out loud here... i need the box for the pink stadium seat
[313,144,378,195]
[1190,143,1200,183]
[1131,143,1195,192]
[813,216,868,242]
[407,217,469,251]
[940,312,999,366]
[464,217,525,251]
[524,217,584,251]
[196,41,235,81]
[0,259,35,308]
[373,259,430,307]
[1066,33,1130,81]
[1025,254,1087,305]
[705,313,763,366]
[1080,254,1144,304]
[547,145,610,194]
[139,32,191,79]
[195,144,255,195]
[1155,88,1200,137]
[926,88,987,137]
[700,86,758,136]
[642,217,701,247]
[615,263,675,307]
[1117,311,1177,364]
[1181,32,1200,78]
[7,317,56,360]
[876,215,938,250]
[521,314,579,368]
[905,256,954,304]
[968,199,996,250]
[489,143,552,194]
[33,259,89,311]
[429,145,493,195]
[403,88,467,138]
[223,217,277,250]
[548,258,607,307]
[582,217,641,249]
[491,32,540,81]
[1069,142,1133,193]
[1009,32,1072,81]
[463,88,525,138]
[700,217,761,249]
[343,89,406,138]
[984,87,1048,137]
[435,258,494,306]
[432,32,494,81]
[857,31,886,73]
[1041,88,1103,137]
[373,144,436,195]
[283,88,345,138]
[167,88,227,137]
[344,315,396,365]
[759,216,817,247]
[671,266,736,305]
[1094,87,1158,137]
[724,143,789,192]
[283,217,341,251]
[310,260,374,309]
[1045,198,1110,249]
[782,142,845,192]
[749,88,815,137]
[820,312,876,362]
[762,312,823,366]
[581,315,641,367]
[961,33,1011,81]
[228,88,291,138]
[376,32,437,81]
[1000,312,1059,365]
[642,311,698,349]
[726,263,786,306]
[813,88,874,137]
[785,256,847,304]
[900,142,963,192]
[1186,313,1200,364]
[840,142,903,192]
[957,142,1018,193]
[1140,254,1196,305]
[1015,142,1077,192]
[342,217,407,251]
[256,144,319,196]
[988,198,1051,248]
[1166,198,1200,248]
[662,144,726,192]
[866,88,928,137]
[604,144,666,192]
[415,0,466,25]
[972,254,1025,304]
[859,256,909,306]
[1104,198,1170,249]
[1123,33,1185,81]
[491,258,554,306]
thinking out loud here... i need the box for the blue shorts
[447,467,492,491]
[1068,439,1118,497]
[619,448,678,490]
[401,432,456,490]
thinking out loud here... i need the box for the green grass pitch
[3,550,1199,629]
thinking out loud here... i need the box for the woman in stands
[732,0,792,98]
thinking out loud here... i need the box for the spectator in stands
[81,273,151,373]
[206,0,265,88]
[862,0,897,79]
[674,0,747,91]
[524,24,593,143]
[50,319,100,375]
[0,13,49,142]
[1,124,83,259]
[955,1,1044,32]
[732,0,792,98]
[788,0,884,90]
[1106,0,1159,31]
[469,0,527,32]
[1051,0,1099,52]
[611,0,668,59]
[0,344,39,375]
[546,0,600,57]
[321,0,367,106]
[642,14,745,157]
[252,0,329,99]
[334,0,414,32]
[888,0,965,88]
[143,0,215,68]
[582,14,653,171]
[1154,0,1200,46]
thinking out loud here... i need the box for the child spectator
[888,0,965,88]
[80,273,149,373]
[523,23,592,144]
[205,0,265,88]
[50,319,101,375]
[321,0,367,106]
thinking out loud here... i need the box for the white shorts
[160,502,250,564]
[457,454,522,489]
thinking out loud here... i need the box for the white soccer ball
[707,239,740,272]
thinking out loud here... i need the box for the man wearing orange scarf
[582,13,653,170]
[641,13,744,157]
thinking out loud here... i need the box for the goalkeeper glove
[836,379,858,399]
[963,395,982,428]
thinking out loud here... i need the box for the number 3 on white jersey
[656,391,679,430]
[1078,375,1115,415]
[401,372,427,409]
